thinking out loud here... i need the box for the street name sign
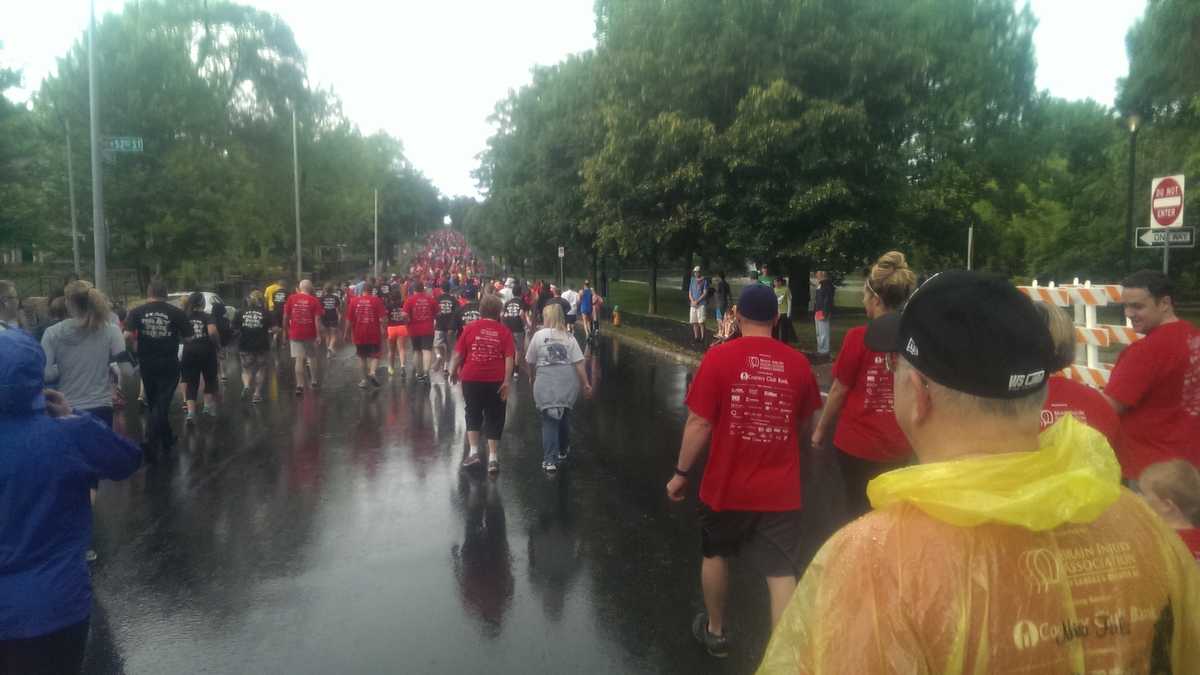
[106,136,144,153]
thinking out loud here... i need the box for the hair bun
[876,251,908,271]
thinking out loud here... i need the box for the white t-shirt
[560,289,579,316]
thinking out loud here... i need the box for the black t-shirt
[379,283,391,297]
[386,297,408,327]
[459,301,481,328]
[502,298,527,334]
[184,311,214,353]
[126,300,191,363]
[320,293,340,320]
[435,293,459,331]
[271,289,289,314]
[235,307,270,353]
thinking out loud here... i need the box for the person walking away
[712,273,731,326]
[771,277,795,344]
[666,284,822,658]
[385,285,410,379]
[234,291,270,403]
[180,292,220,422]
[211,302,235,383]
[579,281,595,339]
[0,329,142,675]
[450,294,515,475]
[527,303,591,473]
[1138,459,1200,561]
[346,280,387,388]
[434,283,461,375]
[41,281,133,429]
[688,266,709,344]
[125,280,190,458]
[283,280,323,396]
[403,281,437,383]
[319,283,342,358]
[33,297,68,342]
[560,285,580,336]
[266,279,289,351]
[757,271,1200,674]
[812,271,834,360]
[502,284,529,380]
[811,252,916,522]
[1102,270,1200,480]
[1034,301,1120,448]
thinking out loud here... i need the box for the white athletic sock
[468,447,479,457]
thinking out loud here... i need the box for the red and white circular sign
[1151,175,1185,227]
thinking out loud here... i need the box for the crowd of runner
[1,235,1198,673]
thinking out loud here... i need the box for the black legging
[462,379,507,440]
[181,345,219,400]
[0,618,89,675]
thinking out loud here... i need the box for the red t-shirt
[347,294,386,345]
[454,319,515,382]
[1177,528,1200,562]
[1105,320,1200,478]
[284,292,322,342]
[685,336,822,512]
[403,293,436,336]
[1041,376,1121,449]
[831,326,912,462]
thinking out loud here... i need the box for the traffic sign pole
[87,0,106,292]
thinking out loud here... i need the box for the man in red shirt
[283,280,324,396]
[403,281,437,383]
[346,279,387,388]
[666,284,822,658]
[1103,270,1200,480]
[1139,459,1200,562]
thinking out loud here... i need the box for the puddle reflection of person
[451,477,513,638]
[527,475,582,622]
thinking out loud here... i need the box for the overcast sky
[1,0,1147,198]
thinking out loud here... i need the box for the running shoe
[545,462,557,474]
[558,447,570,462]
[310,381,320,390]
[692,612,729,658]
[202,405,217,417]
[86,549,98,563]
[388,365,396,376]
[461,453,482,469]
[185,411,196,425]
[487,459,500,474]
[240,388,249,401]
[295,386,304,397]
[138,396,147,409]
[252,393,263,404]
[358,379,369,389]
[370,376,382,388]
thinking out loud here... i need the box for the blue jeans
[815,318,831,354]
[541,409,571,465]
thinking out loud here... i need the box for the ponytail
[867,251,917,310]
[65,281,112,331]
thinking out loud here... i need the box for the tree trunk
[648,250,659,315]
[599,256,608,298]
[681,250,692,293]
[786,259,811,318]
[591,246,599,287]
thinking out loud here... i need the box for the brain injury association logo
[1013,620,1040,650]
[1020,548,1064,593]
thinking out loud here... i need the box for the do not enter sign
[1151,175,1185,228]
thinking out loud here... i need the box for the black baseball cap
[737,283,778,322]
[865,271,1056,399]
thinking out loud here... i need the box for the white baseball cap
[693,266,701,272]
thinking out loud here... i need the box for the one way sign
[1136,227,1195,248]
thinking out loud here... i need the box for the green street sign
[106,136,143,153]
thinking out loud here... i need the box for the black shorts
[697,503,804,578]
[356,343,381,358]
[321,314,339,328]
[411,334,433,351]
[566,314,578,325]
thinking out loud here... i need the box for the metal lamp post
[1125,114,1141,274]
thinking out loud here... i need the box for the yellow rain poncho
[758,416,1200,674]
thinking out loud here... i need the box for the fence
[1017,280,1141,389]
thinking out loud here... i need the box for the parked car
[167,291,238,322]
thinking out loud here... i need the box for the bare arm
[575,361,592,398]
[666,412,713,501]
[812,380,849,448]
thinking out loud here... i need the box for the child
[1139,459,1200,562]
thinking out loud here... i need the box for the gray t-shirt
[41,319,125,411]
[525,327,584,411]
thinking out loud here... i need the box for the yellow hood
[867,415,1122,531]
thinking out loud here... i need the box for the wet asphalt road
[84,335,844,675]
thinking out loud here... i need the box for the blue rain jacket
[0,329,141,639]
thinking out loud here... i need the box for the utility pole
[1125,115,1141,273]
[292,107,302,281]
[373,189,379,278]
[87,0,106,290]
[65,118,81,276]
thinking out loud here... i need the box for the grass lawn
[607,279,867,354]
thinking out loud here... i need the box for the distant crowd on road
[2,238,1199,673]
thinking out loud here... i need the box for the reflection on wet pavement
[84,338,840,674]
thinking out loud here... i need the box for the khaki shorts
[290,340,318,359]
[239,351,267,370]
[689,305,707,324]
[434,330,452,349]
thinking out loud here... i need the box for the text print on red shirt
[729,355,797,444]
